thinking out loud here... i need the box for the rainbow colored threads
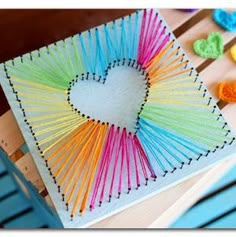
[1,9,235,222]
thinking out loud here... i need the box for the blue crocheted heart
[213,9,236,32]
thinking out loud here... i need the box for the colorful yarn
[2,9,234,219]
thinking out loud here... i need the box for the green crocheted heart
[193,32,224,59]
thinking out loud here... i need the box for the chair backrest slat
[0,148,63,228]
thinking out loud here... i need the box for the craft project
[0,9,236,228]
[213,9,236,32]
[193,32,224,59]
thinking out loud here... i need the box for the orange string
[65,122,100,207]
[70,123,102,217]
[46,120,92,162]
[145,40,175,69]
[150,67,192,85]
[51,121,95,175]
[149,54,185,78]
[79,123,108,214]
[147,47,180,74]
[62,122,99,199]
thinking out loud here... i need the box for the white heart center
[69,64,148,133]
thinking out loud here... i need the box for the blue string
[77,11,143,76]
[88,30,96,74]
[147,126,191,163]
[78,33,90,73]
[138,131,167,173]
[139,118,208,155]
[138,122,184,165]
[104,24,116,62]
[113,20,120,60]
[120,18,126,60]
[95,28,107,77]
[127,15,132,59]
[138,128,175,171]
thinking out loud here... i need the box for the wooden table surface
[0,9,235,228]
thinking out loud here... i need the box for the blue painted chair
[170,165,236,228]
[0,148,63,228]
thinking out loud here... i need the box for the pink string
[144,33,170,66]
[98,125,117,203]
[90,129,157,209]
[144,13,159,54]
[125,133,131,191]
[139,9,153,63]
[130,134,140,188]
[134,136,148,182]
[108,127,122,198]
[141,19,163,66]
[89,125,114,209]
[142,26,167,66]
[118,129,126,196]
[134,135,157,180]
[137,9,147,64]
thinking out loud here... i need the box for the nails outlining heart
[193,32,224,59]
[213,9,236,32]
[67,61,148,133]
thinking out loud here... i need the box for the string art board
[0,9,236,228]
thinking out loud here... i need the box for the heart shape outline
[67,59,150,134]
[193,32,224,59]
[213,9,236,32]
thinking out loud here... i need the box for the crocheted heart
[218,81,236,103]
[230,44,236,62]
[68,63,148,133]
[213,9,236,32]
[193,32,224,59]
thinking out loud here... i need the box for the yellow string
[11,77,65,93]
[33,115,81,129]
[38,122,84,146]
[28,111,76,123]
